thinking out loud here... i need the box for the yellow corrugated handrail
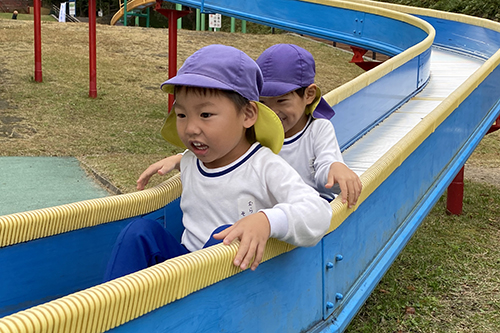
[0,236,295,333]
[302,0,436,107]
[0,174,182,248]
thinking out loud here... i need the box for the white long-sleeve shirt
[179,142,332,252]
[279,116,344,200]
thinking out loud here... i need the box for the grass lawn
[0,17,499,332]
[0,13,57,21]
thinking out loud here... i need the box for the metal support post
[124,0,127,26]
[155,1,190,111]
[89,0,97,98]
[176,4,182,29]
[446,167,464,215]
[33,0,42,82]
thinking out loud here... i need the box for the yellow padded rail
[352,0,500,31]
[303,0,436,107]
[325,2,500,232]
[0,174,182,248]
[0,238,295,333]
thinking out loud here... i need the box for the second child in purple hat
[256,44,362,206]
[104,45,332,281]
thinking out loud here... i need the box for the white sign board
[209,14,221,29]
[58,2,66,22]
[69,2,76,17]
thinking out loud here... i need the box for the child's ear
[304,84,318,104]
[243,102,258,129]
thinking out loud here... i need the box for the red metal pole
[33,0,42,82]
[167,10,178,111]
[155,2,190,112]
[446,166,464,215]
[486,115,500,134]
[89,0,97,98]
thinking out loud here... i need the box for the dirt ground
[465,164,500,188]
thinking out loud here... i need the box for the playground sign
[68,0,76,17]
[209,14,221,29]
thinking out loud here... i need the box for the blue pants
[104,218,230,281]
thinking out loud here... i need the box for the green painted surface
[0,157,109,216]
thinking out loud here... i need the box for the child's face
[259,86,316,138]
[174,88,256,169]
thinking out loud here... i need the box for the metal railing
[51,3,80,22]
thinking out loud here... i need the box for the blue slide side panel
[418,15,500,58]
[332,50,432,150]
[110,245,324,333]
[171,0,428,55]
[0,220,129,318]
[418,46,432,88]
[0,198,183,318]
[321,64,500,331]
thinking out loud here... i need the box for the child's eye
[200,113,212,118]
[176,113,186,119]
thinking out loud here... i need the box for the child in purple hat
[104,45,332,281]
[256,43,362,207]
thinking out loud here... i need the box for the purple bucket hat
[161,44,262,101]
[256,44,335,120]
[159,44,284,154]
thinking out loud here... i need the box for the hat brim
[304,87,335,120]
[312,97,335,120]
[161,101,284,155]
[161,74,236,95]
[260,81,301,98]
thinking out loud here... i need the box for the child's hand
[213,212,270,271]
[325,162,362,208]
[136,154,182,190]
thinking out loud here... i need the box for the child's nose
[185,119,201,135]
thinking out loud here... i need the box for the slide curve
[110,0,156,26]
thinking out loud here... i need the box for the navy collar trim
[197,143,262,177]
[283,116,313,145]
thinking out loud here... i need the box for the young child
[138,44,362,206]
[256,43,362,206]
[105,45,332,281]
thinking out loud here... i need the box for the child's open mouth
[191,141,209,152]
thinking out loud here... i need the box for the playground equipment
[111,0,155,26]
[1,0,500,332]
[110,0,247,31]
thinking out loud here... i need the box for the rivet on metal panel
[336,293,344,301]
[326,262,334,269]
[326,302,334,309]
[335,254,343,261]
